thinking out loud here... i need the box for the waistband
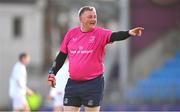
[69,74,103,83]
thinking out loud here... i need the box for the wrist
[48,69,55,75]
[128,30,132,36]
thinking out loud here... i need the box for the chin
[90,26,96,29]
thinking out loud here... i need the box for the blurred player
[9,53,34,112]
[48,6,144,112]
[48,59,69,112]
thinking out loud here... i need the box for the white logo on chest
[72,37,78,41]
[79,46,83,50]
[88,36,95,43]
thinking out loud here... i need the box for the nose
[92,17,96,22]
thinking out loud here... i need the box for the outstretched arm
[110,31,131,42]
[110,27,144,42]
[48,51,67,87]
[129,27,144,36]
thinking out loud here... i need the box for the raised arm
[110,27,144,42]
[110,31,131,42]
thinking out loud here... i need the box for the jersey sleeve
[16,67,27,89]
[101,28,113,46]
[59,31,71,54]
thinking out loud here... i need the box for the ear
[79,16,83,22]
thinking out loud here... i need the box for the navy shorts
[63,75,104,107]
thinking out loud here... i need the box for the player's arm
[110,31,130,42]
[26,87,34,96]
[48,51,67,87]
[49,51,67,75]
[110,27,144,42]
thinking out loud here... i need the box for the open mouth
[90,23,96,25]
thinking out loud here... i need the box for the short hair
[78,6,96,17]
[19,52,28,61]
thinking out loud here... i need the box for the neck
[80,27,89,32]
[19,61,26,66]
[80,25,93,32]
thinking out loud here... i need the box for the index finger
[137,27,144,30]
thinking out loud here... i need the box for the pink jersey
[60,27,112,81]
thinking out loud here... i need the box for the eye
[88,15,93,19]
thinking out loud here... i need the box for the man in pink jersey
[48,6,144,112]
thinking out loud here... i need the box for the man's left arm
[110,27,144,42]
[26,87,34,96]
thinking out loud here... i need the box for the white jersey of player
[9,61,27,98]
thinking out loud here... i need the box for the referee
[48,6,144,112]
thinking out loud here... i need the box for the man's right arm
[48,51,67,87]
[48,51,68,76]
[48,30,70,87]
